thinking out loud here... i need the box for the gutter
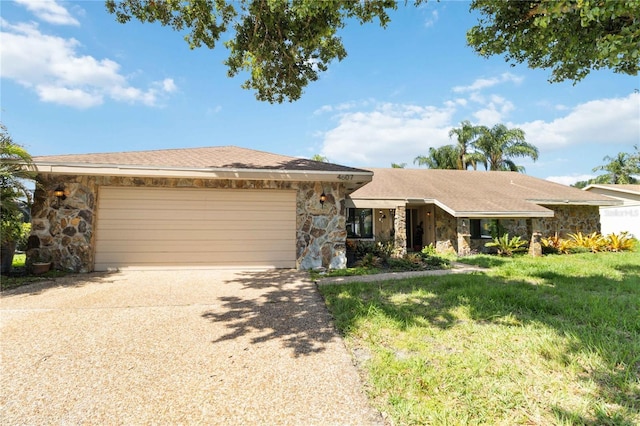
[35,162,374,190]
[346,197,554,218]
[528,198,622,207]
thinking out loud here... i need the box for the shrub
[603,232,635,252]
[421,243,437,256]
[542,234,575,255]
[568,231,606,253]
[15,222,30,252]
[356,252,382,268]
[485,233,528,256]
[541,231,636,255]
[1,210,23,246]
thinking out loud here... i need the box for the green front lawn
[319,251,640,425]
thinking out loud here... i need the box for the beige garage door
[94,187,296,270]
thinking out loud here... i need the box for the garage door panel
[97,228,293,241]
[95,250,294,264]
[95,187,296,270]
[100,187,294,203]
[96,239,288,253]
[99,199,293,212]
[96,218,295,231]
[97,209,294,222]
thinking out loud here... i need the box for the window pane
[347,208,373,238]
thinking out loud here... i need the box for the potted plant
[31,258,52,275]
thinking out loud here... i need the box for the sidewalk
[315,262,486,286]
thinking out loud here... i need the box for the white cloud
[424,10,439,28]
[15,0,79,26]
[546,174,595,186]
[473,95,515,125]
[320,102,455,166]
[161,78,177,93]
[519,92,640,150]
[36,85,102,108]
[0,19,177,108]
[452,72,523,93]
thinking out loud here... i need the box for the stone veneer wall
[29,174,346,272]
[434,206,457,254]
[392,206,407,257]
[537,205,601,237]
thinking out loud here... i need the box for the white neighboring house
[583,184,640,238]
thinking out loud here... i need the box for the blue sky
[1,0,638,185]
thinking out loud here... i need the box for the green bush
[15,222,30,252]
[1,210,24,246]
[485,233,528,256]
[421,243,437,256]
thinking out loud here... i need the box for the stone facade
[434,206,457,254]
[29,174,346,272]
[537,205,601,237]
[392,206,407,257]
[432,205,600,257]
[348,203,601,258]
[456,218,471,256]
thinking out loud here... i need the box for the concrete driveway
[0,270,383,425]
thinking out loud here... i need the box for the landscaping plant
[542,232,636,255]
[484,233,528,256]
[1,124,35,274]
[568,231,606,253]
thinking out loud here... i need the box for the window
[346,208,373,238]
[470,219,495,239]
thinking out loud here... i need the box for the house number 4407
[337,174,354,180]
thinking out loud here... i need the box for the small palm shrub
[568,231,606,253]
[541,231,635,255]
[603,232,636,252]
[485,233,528,256]
[541,235,575,254]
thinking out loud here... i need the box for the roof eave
[530,199,622,206]
[35,162,373,191]
[583,184,640,196]
[347,197,554,218]
[451,211,555,218]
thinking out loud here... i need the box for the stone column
[456,218,471,256]
[528,218,543,257]
[393,206,407,257]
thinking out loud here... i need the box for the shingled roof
[348,168,619,217]
[33,146,374,191]
[33,146,366,173]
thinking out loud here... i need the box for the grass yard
[319,251,640,425]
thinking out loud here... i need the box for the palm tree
[473,124,539,172]
[1,124,35,215]
[414,145,459,169]
[448,120,483,170]
[1,123,36,273]
[592,150,640,184]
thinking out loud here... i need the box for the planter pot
[1,242,17,275]
[32,262,52,275]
